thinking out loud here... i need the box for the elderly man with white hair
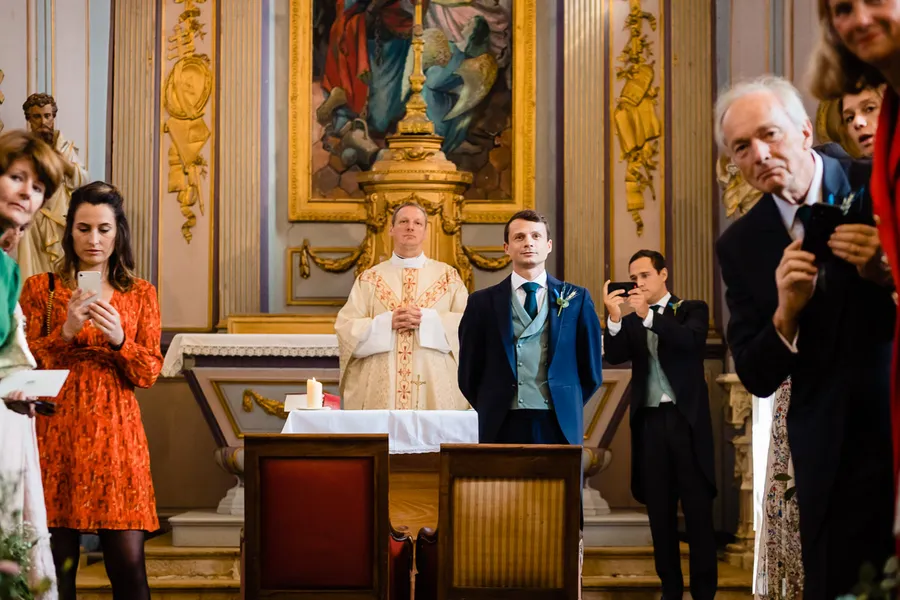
[715,75,895,599]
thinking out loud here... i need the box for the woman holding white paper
[20,182,163,600]
[0,129,67,599]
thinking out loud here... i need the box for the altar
[162,332,634,549]
[162,333,342,547]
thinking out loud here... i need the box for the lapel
[491,276,516,375]
[547,275,562,366]
[820,152,853,205]
[746,196,792,288]
[662,294,680,319]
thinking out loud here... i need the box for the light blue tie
[522,282,540,320]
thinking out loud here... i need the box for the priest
[335,202,470,410]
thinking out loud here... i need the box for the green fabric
[0,250,20,350]
[510,292,551,410]
[645,327,677,407]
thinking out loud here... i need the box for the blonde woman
[0,129,66,599]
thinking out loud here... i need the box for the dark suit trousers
[495,409,569,444]
[640,404,717,600]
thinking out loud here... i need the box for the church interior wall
[0,0,833,523]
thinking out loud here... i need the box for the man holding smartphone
[602,250,717,600]
[715,76,895,598]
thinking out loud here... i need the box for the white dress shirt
[511,270,548,312]
[606,291,671,335]
[769,151,824,354]
[606,292,673,403]
[352,252,451,357]
[773,151,823,241]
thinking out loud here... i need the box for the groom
[458,210,603,445]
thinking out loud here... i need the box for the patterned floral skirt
[755,378,803,599]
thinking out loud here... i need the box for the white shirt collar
[773,150,823,233]
[653,292,672,310]
[390,252,427,269]
[511,269,548,291]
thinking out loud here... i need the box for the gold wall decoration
[288,0,536,225]
[162,0,213,243]
[613,0,663,236]
[0,69,4,133]
[241,389,287,420]
[717,156,762,219]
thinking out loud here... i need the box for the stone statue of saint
[17,93,89,279]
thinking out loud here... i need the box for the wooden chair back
[433,443,582,600]
[244,434,392,599]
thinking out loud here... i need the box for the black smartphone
[34,401,57,417]
[608,281,637,297]
[3,399,56,417]
[801,203,845,263]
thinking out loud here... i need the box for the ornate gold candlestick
[355,0,477,287]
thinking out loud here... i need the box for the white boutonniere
[667,299,684,315]
[836,186,865,216]
[554,283,578,317]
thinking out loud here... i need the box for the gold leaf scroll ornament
[613,0,662,236]
[242,389,287,420]
[163,1,212,243]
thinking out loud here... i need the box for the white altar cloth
[281,410,478,454]
[161,333,340,377]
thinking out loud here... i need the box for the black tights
[50,528,149,600]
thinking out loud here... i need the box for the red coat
[870,87,900,552]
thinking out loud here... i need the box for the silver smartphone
[77,271,102,304]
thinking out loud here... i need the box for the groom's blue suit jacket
[458,274,604,445]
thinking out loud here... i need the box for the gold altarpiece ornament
[295,0,510,290]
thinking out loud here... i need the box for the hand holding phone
[77,271,102,304]
[604,281,636,323]
[801,203,844,264]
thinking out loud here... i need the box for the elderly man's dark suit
[716,149,895,599]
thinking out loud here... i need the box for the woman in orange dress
[20,181,162,600]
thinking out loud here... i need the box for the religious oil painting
[289,0,536,223]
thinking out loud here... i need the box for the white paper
[0,370,69,398]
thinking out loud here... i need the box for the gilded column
[670,0,715,313]
[219,0,262,319]
[110,0,156,280]
[563,0,606,303]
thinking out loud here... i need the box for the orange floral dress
[19,273,163,531]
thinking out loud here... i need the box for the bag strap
[42,272,55,337]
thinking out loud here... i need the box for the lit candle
[307,377,323,409]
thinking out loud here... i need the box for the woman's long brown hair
[58,182,136,292]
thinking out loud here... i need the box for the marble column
[670,0,716,313]
[562,0,605,301]
[219,0,262,321]
[110,0,157,281]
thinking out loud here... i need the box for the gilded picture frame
[288,0,536,224]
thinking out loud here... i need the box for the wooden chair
[415,444,582,600]
[416,444,581,600]
[244,434,413,599]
